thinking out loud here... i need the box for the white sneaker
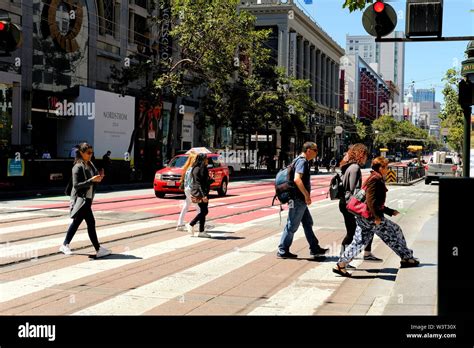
[96,246,111,258]
[176,225,186,231]
[59,244,72,255]
[197,232,212,238]
[185,223,195,236]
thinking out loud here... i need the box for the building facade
[0,0,198,185]
[341,54,391,123]
[346,32,405,121]
[243,0,345,160]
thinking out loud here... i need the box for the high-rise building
[346,31,405,120]
[413,88,436,104]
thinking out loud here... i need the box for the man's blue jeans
[278,198,320,254]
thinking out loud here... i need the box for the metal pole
[376,36,474,43]
[463,106,472,178]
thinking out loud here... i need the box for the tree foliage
[372,115,398,148]
[439,68,464,152]
[342,0,373,12]
[353,116,367,141]
[371,115,433,149]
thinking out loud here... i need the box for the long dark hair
[74,142,93,165]
[192,153,207,169]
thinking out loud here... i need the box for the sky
[296,0,474,104]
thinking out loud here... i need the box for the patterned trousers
[339,217,414,264]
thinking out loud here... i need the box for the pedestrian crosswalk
[0,202,397,316]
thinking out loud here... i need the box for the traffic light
[362,1,398,38]
[0,18,22,54]
[443,135,447,143]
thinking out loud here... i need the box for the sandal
[400,258,420,268]
[332,263,352,277]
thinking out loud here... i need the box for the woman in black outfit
[186,153,213,238]
[60,142,111,258]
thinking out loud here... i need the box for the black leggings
[190,202,209,232]
[339,199,373,253]
[64,199,100,251]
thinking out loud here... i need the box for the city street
[0,173,438,315]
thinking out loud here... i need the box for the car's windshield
[168,156,189,168]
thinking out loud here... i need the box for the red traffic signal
[362,2,397,38]
[0,20,22,53]
[374,1,385,13]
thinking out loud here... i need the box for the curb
[386,176,426,186]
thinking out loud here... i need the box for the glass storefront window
[0,84,13,150]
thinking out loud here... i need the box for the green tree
[342,0,373,12]
[111,0,270,156]
[439,68,464,152]
[372,114,398,148]
[353,116,367,141]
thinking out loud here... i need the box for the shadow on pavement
[210,236,245,240]
[361,267,399,274]
[350,274,397,281]
[87,254,143,260]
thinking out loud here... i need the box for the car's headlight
[155,173,162,180]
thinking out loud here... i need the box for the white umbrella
[185,147,213,154]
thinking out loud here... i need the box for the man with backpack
[277,142,329,259]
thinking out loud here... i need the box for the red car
[153,153,230,198]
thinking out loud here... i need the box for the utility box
[406,0,443,37]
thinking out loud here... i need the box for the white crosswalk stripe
[0,220,171,259]
[73,229,313,315]
[0,218,73,235]
[0,235,206,303]
[0,208,358,316]
[248,258,363,315]
[0,212,45,221]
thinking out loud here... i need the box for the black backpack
[328,172,344,200]
[272,157,302,206]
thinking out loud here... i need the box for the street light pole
[463,105,471,177]
[460,41,474,177]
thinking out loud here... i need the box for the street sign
[335,126,343,134]
[7,159,24,176]
[386,169,397,183]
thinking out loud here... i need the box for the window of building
[98,0,116,36]
[134,14,147,46]
[135,0,148,9]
